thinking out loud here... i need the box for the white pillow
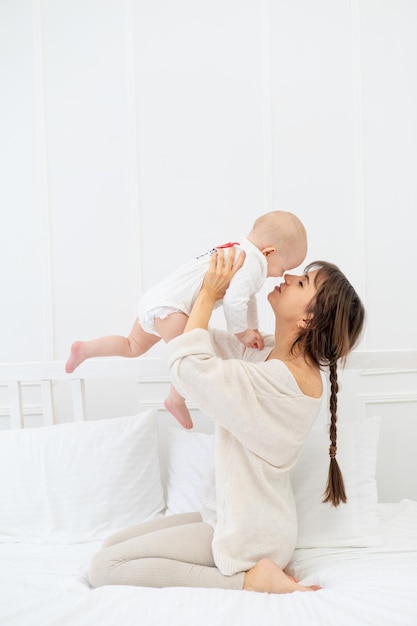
[291,416,382,547]
[165,427,215,515]
[0,409,165,544]
[164,416,382,548]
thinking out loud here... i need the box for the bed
[0,353,416,626]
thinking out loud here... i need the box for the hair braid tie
[329,445,337,459]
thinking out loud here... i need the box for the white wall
[1,0,416,500]
[1,0,417,363]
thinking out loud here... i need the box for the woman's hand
[183,247,245,334]
[201,247,246,301]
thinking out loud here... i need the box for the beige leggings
[88,512,245,590]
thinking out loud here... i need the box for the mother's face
[267,270,319,324]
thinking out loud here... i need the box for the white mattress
[2,500,417,626]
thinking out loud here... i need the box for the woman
[88,249,365,594]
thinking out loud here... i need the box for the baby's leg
[164,385,193,430]
[154,312,194,430]
[65,319,160,373]
[154,311,189,342]
[88,513,244,590]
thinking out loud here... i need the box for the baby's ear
[262,247,276,257]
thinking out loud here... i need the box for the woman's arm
[184,248,246,333]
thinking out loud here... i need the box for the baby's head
[247,210,307,277]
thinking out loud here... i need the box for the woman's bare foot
[164,398,193,429]
[244,559,321,594]
[285,573,300,583]
[65,341,87,373]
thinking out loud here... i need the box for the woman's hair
[294,261,365,507]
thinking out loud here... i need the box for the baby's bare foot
[65,341,87,373]
[164,398,193,430]
[244,559,321,595]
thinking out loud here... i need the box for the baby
[66,210,307,429]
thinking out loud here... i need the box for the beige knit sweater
[167,328,323,575]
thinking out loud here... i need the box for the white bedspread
[2,500,417,626]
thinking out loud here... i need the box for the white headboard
[0,350,416,502]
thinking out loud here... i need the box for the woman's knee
[88,550,113,588]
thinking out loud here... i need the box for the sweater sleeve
[167,329,320,467]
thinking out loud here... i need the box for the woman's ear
[262,247,276,257]
[297,313,313,329]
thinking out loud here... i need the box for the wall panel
[39,0,140,357]
[0,0,46,360]
[269,0,358,273]
[132,0,266,286]
[359,0,417,349]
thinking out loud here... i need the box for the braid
[297,261,365,507]
[322,362,347,506]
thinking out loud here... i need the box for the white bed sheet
[1,500,417,626]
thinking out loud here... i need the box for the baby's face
[266,248,306,277]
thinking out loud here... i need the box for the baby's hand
[235,329,264,350]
